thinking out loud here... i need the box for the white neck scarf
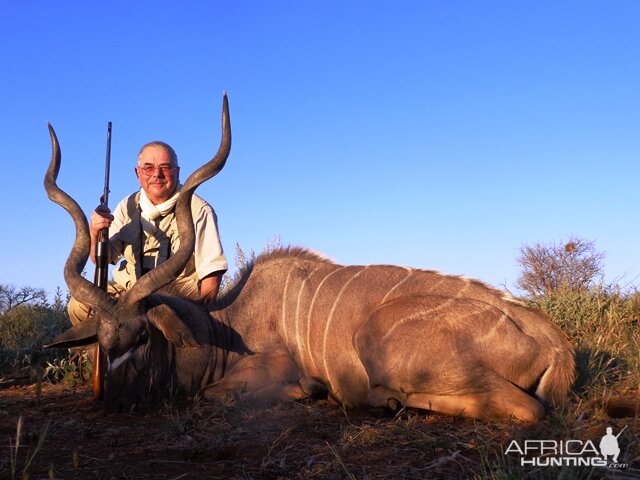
[139,185,182,235]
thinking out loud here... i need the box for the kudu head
[44,94,231,412]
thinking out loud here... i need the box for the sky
[1,1,638,300]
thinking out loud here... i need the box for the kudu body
[45,95,575,421]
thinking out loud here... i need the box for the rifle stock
[92,121,112,400]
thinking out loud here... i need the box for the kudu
[45,94,575,421]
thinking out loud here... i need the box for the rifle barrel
[103,122,112,207]
[94,121,112,291]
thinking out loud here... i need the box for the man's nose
[147,166,166,178]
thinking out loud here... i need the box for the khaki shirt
[109,191,227,293]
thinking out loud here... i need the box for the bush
[517,237,605,297]
[0,286,72,377]
[0,305,66,350]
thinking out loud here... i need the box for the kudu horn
[44,124,115,314]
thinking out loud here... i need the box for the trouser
[67,282,127,325]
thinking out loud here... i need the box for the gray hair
[137,141,179,166]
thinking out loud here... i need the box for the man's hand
[89,205,114,265]
[199,273,222,305]
[90,205,114,240]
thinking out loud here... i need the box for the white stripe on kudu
[304,266,350,375]
[293,265,324,364]
[108,350,133,373]
[380,267,413,304]
[280,266,296,349]
[381,280,472,343]
[322,266,369,395]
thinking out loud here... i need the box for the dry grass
[1,381,638,480]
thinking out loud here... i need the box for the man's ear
[44,317,99,349]
[146,303,201,348]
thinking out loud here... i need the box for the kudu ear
[146,303,201,348]
[44,317,99,349]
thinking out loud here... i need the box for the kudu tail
[534,342,576,411]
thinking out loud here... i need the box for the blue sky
[1,1,638,299]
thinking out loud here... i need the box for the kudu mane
[215,247,332,308]
[216,245,526,310]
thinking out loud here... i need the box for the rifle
[92,121,112,400]
[94,122,112,289]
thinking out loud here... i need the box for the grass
[529,285,640,415]
[8,416,51,480]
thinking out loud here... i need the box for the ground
[1,383,638,480]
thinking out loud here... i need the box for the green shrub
[43,352,92,387]
[527,285,639,399]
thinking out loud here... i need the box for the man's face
[135,145,180,204]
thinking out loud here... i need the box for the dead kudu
[45,96,575,421]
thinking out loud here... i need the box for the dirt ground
[1,382,638,480]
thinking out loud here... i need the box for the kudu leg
[406,380,545,422]
[356,296,547,422]
[201,351,305,403]
[367,382,544,422]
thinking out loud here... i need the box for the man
[68,141,227,324]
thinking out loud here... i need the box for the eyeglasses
[137,164,177,176]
